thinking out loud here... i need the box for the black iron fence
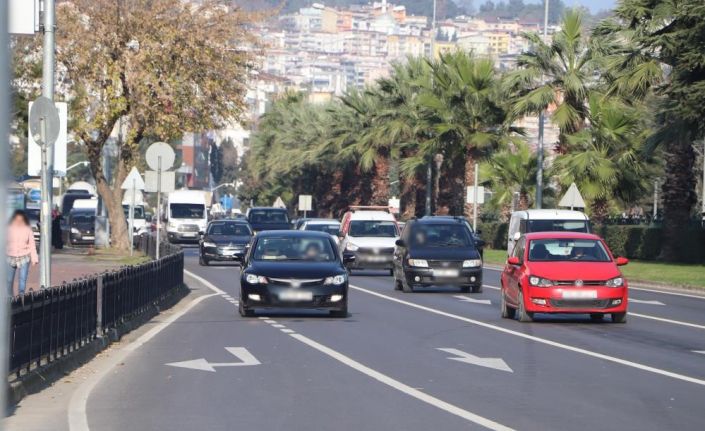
[9,245,183,378]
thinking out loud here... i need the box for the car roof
[524,232,601,240]
[249,207,287,211]
[255,230,331,238]
[415,216,467,225]
[348,210,396,221]
[512,209,589,221]
[305,219,340,224]
[209,219,249,224]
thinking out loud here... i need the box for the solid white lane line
[482,284,500,291]
[289,333,514,431]
[629,313,705,330]
[68,291,220,431]
[629,299,665,305]
[184,270,227,295]
[350,284,705,387]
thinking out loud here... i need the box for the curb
[482,264,705,298]
[6,283,190,406]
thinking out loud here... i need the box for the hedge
[477,222,705,264]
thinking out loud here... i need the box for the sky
[526,0,616,13]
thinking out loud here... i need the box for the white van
[166,190,208,243]
[122,190,148,238]
[339,206,400,273]
[507,209,590,255]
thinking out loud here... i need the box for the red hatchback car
[501,232,629,323]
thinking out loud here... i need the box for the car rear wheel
[611,312,627,323]
[501,292,516,319]
[590,313,604,321]
[517,292,533,322]
[238,301,254,317]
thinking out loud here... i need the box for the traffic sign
[388,197,400,214]
[298,195,312,212]
[558,183,586,210]
[121,167,146,190]
[29,97,60,146]
[272,197,286,209]
[145,142,175,171]
[145,170,175,193]
[466,186,485,204]
[27,102,67,176]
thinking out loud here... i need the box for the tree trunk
[518,191,530,211]
[661,134,697,261]
[590,198,609,224]
[437,152,465,215]
[464,146,479,220]
[370,151,390,205]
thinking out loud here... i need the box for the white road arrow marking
[166,347,261,372]
[453,295,492,305]
[437,348,513,373]
[693,351,705,355]
[630,299,665,306]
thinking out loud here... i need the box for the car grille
[357,247,395,255]
[178,224,199,232]
[427,260,464,269]
[554,280,605,286]
[550,299,611,309]
[269,278,324,287]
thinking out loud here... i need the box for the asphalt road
[84,247,705,431]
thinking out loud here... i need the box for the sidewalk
[16,248,147,295]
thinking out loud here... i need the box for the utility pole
[702,140,705,218]
[1,0,12,411]
[535,0,549,210]
[425,0,437,216]
[39,0,56,288]
[473,163,479,231]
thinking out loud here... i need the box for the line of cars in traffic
[192,206,630,323]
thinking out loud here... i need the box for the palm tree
[480,141,538,218]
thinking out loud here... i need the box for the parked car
[500,232,629,323]
[67,208,96,246]
[199,219,253,266]
[507,209,590,255]
[239,230,354,317]
[393,217,483,293]
[339,206,400,274]
[247,207,290,233]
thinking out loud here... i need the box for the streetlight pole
[535,0,549,210]
[425,0,437,216]
[1,0,12,407]
[39,0,57,288]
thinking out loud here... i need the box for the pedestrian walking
[51,206,64,249]
[6,210,39,296]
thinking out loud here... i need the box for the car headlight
[346,242,359,251]
[529,276,554,287]
[324,274,347,285]
[71,227,80,235]
[605,277,624,287]
[408,259,428,268]
[202,241,217,248]
[168,222,176,229]
[462,259,482,268]
[245,274,268,284]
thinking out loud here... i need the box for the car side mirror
[343,254,356,264]
[513,232,521,241]
[507,256,520,265]
[395,239,405,247]
[475,239,486,248]
[615,256,629,266]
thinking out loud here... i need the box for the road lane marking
[281,328,295,334]
[437,348,513,373]
[630,299,665,306]
[454,295,492,305]
[264,319,277,324]
[184,269,227,295]
[350,284,705,387]
[483,284,500,291]
[166,347,261,372]
[693,351,705,355]
[69,289,220,431]
[629,312,705,330]
[272,324,286,328]
[289,332,514,431]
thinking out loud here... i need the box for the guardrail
[8,245,183,378]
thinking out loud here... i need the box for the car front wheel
[517,292,533,322]
[611,312,627,323]
[238,301,254,317]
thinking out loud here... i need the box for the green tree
[480,141,538,218]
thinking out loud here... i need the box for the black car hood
[205,235,250,245]
[409,246,480,260]
[246,261,345,278]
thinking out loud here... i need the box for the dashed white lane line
[350,284,705,388]
[263,319,277,324]
[290,332,514,431]
[281,329,295,334]
[271,324,286,328]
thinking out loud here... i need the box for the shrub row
[478,222,705,263]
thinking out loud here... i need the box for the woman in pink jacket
[6,210,39,296]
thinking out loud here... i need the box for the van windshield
[349,221,397,237]
[171,204,204,219]
[527,220,589,233]
[248,210,289,224]
[123,205,144,218]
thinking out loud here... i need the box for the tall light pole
[39,0,57,288]
[1,0,12,409]
[425,0,437,216]
[535,0,549,209]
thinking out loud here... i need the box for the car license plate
[279,290,313,301]
[433,269,459,278]
[220,249,236,256]
[183,233,196,237]
[82,236,95,240]
[562,290,597,299]
[364,255,389,262]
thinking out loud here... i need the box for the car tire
[460,285,470,293]
[517,292,533,322]
[590,313,604,321]
[611,312,627,323]
[501,292,516,319]
[471,285,483,293]
[330,304,348,318]
[238,301,254,317]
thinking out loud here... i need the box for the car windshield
[253,236,336,262]
[410,224,473,248]
[72,214,95,225]
[207,223,251,236]
[527,220,589,233]
[171,203,204,219]
[349,220,397,237]
[248,210,289,224]
[528,239,611,262]
[305,223,341,235]
[123,206,144,218]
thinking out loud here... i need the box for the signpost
[466,165,483,231]
[145,142,176,259]
[558,183,586,210]
[29,96,61,288]
[388,197,400,215]
[298,195,312,218]
[121,167,146,256]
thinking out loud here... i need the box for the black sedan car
[393,217,483,293]
[239,231,353,318]
[199,220,253,265]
